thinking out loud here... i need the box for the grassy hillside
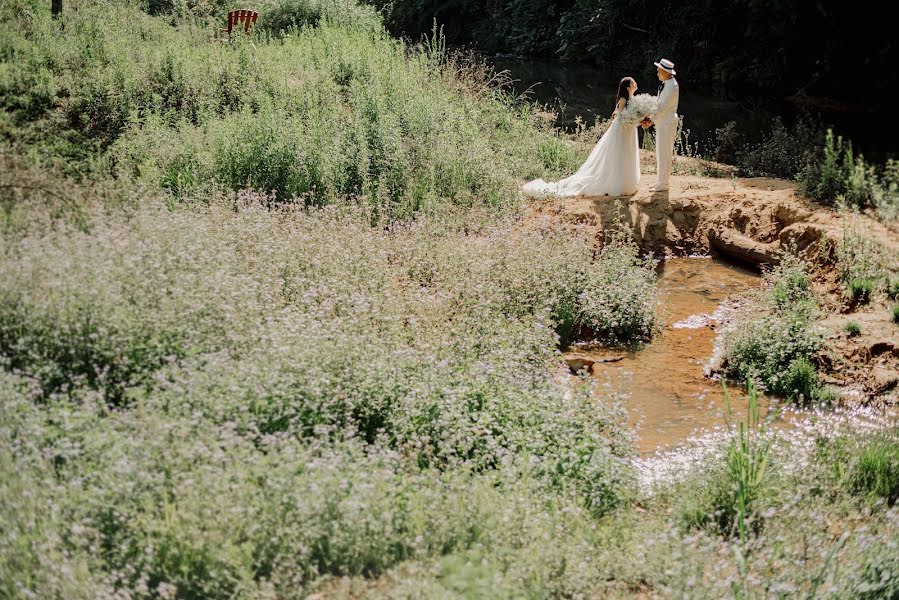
[0,0,587,217]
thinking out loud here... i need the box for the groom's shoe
[649,183,668,192]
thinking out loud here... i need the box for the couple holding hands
[524,58,680,198]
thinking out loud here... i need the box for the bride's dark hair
[616,77,635,108]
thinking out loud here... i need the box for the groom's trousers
[655,123,676,187]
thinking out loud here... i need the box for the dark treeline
[370,0,898,111]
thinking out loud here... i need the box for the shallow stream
[570,257,766,454]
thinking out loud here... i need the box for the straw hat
[654,58,676,75]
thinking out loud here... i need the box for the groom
[641,58,679,192]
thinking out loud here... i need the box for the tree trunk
[51,0,62,20]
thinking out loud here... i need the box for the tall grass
[848,438,899,506]
[723,382,772,544]
[674,382,774,542]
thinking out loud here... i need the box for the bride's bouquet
[618,94,658,127]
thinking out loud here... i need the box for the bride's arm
[612,98,626,117]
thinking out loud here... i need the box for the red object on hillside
[222,9,258,36]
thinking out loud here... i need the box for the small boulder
[871,367,899,394]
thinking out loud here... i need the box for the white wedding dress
[523,109,640,198]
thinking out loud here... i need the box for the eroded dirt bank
[523,173,899,406]
[525,174,898,261]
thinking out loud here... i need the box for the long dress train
[523,113,640,198]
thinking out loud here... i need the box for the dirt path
[521,172,899,405]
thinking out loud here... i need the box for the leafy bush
[845,321,861,337]
[722,253,824,402]
[577,233,659,344]
[0,372,624,597]
[801,130,845,204]
[737,116,817,179]
[2,193,897,595]
[874,159,899,220]
[888,278,899,301]
[0,190,639,487]
[771,260,811,307]
[779,356,820,403]
[259,0,382,34]
[813,384,839,404]
[0,208,258,403]
[800,129,882,210]
[712,120,741,165]
[849,277,875,304]
[0,188,649,596]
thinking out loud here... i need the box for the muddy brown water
[569,256,772,455]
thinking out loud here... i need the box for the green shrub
[887,278,899,300]
[737,116,817,179]
[849,277,874,303]
[813,384,839,404]
[0,190,647,590]
[0,193,635,499]
[0,0,560,217]
[536,136,582,179]
[723,254,824,402]
[771,261,811,308]
[800,129,850,204]
[800,128,883,210]
[893,304,899,324]
[874,159,899,220]
[779,356,820,403]
[577,234,658,344]
[725,307,823,402]
[0,208,260,403]
[836,228,886,303]
[712,120,741,165]
[259,0,382,34]
[844,321,861,337]
[843,150,879,209]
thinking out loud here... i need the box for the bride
[523,77,641,198]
